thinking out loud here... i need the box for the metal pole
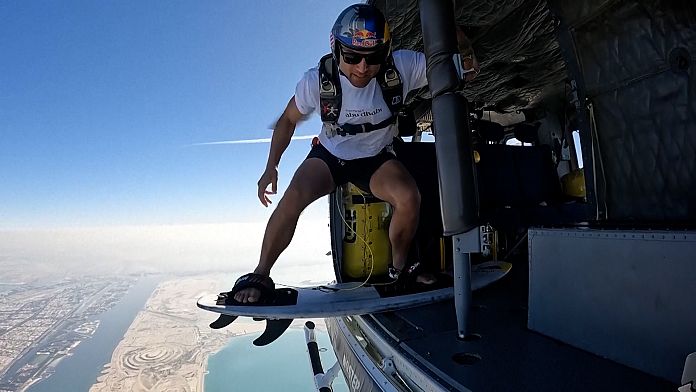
[453,242,472,338]
[305,321,333,392]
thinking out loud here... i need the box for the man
[231,4,478,303]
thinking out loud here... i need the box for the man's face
[338,47,382,88]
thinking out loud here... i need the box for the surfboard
[197,261,511,345]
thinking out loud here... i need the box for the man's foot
[223,273,275,305]
[415,273,436,285]
[380,262,451,296]
[389,261,437,285]
[233,288,261,303]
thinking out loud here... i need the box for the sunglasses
[341,49,386,65]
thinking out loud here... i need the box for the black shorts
[306,142,397,193]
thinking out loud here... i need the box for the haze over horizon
[0,219,334,281]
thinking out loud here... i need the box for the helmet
[330,4,391,61]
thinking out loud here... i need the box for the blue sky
[1,0,356,228]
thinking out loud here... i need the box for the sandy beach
[89,276,326,392]
[89,277,255,392]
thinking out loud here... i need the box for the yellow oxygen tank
[342,184,391,279]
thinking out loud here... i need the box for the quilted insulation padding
[370,0,568,111]
[554,0,696,222]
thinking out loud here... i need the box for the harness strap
[376,55,403,116]
[318,53,403,136]
[319,54,341,123]
[332,114,397,137]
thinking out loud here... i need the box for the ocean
[205,328,349,392]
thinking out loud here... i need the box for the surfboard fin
[250,288,298,345]
[209,314,238,329]
[253,318,293,346]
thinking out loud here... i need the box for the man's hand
[460,53,480,82]
[456,27,480,82]
[257,166,278,207]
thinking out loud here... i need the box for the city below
[0,276,134,391]
[0,270,318,392]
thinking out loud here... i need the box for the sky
[1,0,356,229]
[0,1,358,278]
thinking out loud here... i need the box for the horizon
[0,218,335,283]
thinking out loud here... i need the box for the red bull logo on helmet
[353,29,376,40]
[332,5,391,51]
[351,28,379,48]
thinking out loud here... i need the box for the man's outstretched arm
[257,96,306,206]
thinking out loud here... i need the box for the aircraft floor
[364,256,677,391]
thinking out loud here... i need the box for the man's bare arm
[257,96,305,206]
[266,97,304,170]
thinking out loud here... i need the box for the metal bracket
[480,224,495,257]
[380,357,396,375]
[452,226,483,338]
[455,225,482,253]
[454,225,493,255]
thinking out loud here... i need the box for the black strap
[334,114,396,136]
[376,55,403,116]
[319,54,341,123]
[217,273,276,305]
[318,53,403,135]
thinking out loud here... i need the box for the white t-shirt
[294,50,428,160]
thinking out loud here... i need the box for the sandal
[216,273,276,306]
[388,261,424,282]
[383,261,452,295]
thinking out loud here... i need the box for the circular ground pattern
[121,344,186,372]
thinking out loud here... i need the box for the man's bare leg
[369,160,427,280]
[234,158,335,303]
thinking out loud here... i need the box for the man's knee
[278,187,308,212]
[394,187,421,214]
[278,184,327,213]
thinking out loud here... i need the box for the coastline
[88,276,331,391]
[88,276,244,392]
[199,356,208,392]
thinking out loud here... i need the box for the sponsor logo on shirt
[344,108,383,118]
